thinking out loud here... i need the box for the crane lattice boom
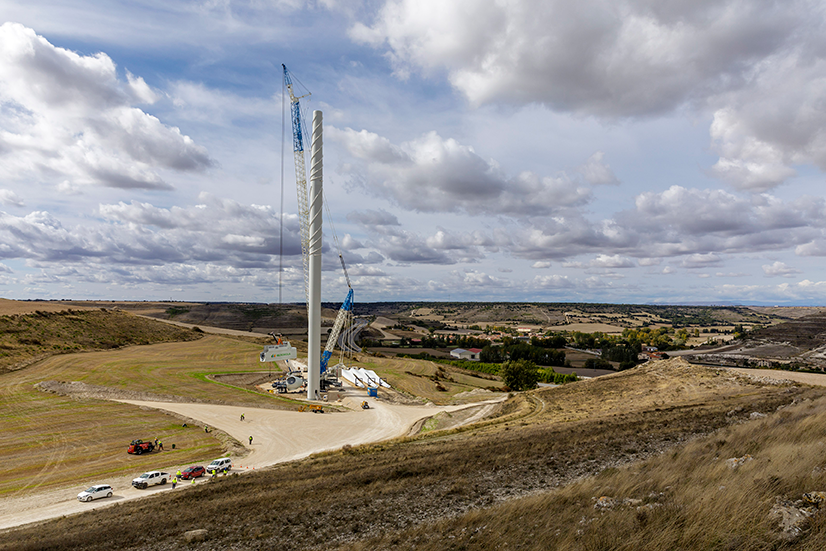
[283,64,311,307]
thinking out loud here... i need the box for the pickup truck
[132,471,170,489]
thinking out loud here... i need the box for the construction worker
[158,440,164,451]
[171,477,177,489]
[211,469,217,479]
[176,470,182,479]
[204,425,209,433]
[249,435,253,445]
[240,413,245,421]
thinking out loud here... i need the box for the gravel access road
[0,394,502,532]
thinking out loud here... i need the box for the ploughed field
[4,358,825,551]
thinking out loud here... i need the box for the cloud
[448,269,511,288]
[0,23,213,191]
[796,240,826,257]
[331,127,591,215]
[762,261,801,277]
[352,0,802,115]
[352,2,826,191]
[346,265,387,277]
[577,151,618,185]
[0,189,24,207]
[708,50,826,191]
[590,254,634,268]
[503,185,825,266]
[532,261,551,269]
[681,253,723,269]
[532,274,574,289]
[0,195,299,269]
[347,209,401,227]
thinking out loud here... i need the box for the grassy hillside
[0,335,292,496]
[0,309,203,374]
[3,359,823,550]
[353,392,826,550]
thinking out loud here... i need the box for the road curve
[0,395,501,532]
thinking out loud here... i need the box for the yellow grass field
[0,335,286,496]
[0,332,501,496]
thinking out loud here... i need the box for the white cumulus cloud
[330,126,591,216]
[0,23,212,192]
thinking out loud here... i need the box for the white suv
[206,458,232,473]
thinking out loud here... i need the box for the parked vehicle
[77,484,113,502]
[131,471,170,489]
[205,458,232,474]
[180,465,205,480]
[127,439,155,455]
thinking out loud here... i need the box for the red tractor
[127,439,155,455]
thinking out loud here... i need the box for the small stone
[750,412,767,420]
[184,529,208,543]
[726,454,753,469]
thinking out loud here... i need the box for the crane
[282,64,355,381]
[283,64,311,306]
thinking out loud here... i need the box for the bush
[500,359,539,391]
[538,369,578,384]
[583,358,612,370]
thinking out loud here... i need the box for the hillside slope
[2,359,822,550]
[0,308,204,374]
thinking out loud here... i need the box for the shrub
[500,359,539,391]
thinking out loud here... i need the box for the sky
[1,0,825,306]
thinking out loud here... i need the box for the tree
[500,359,539,391]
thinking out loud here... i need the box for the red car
[180,465,206,480]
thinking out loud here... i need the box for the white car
[206,458,232,473]
[77,484,113,502]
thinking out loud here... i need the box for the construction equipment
[361,401,370,410]
[272,371,306,393]
[298,405,324,413]
[283,64,312,306]
[282,64,355,388]
[260,332,297,363]
[127,439,155,455]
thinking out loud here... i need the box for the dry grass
[0,299,96,316]
[0,309,203,374]
[350,395,826,551]
[27,335,281,405]
[2,359,822,551]
[0,313,288,497]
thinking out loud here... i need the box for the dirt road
[0,395,501,532]
[118,395,481,468]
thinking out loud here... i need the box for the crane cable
[278,73,286,305]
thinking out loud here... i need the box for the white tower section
[307,110,323,401]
